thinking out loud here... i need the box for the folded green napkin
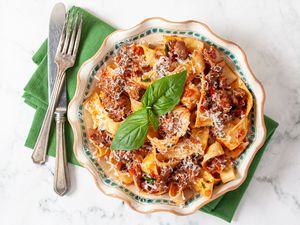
[23,6,278,222]
[23,7,114,166]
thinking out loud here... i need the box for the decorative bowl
[68,17,266,215]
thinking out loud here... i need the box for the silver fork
[31,12,82,165]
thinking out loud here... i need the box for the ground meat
[140,178,169,194]
[98,71,131,122]
[115,45,130,72]
[132,45,144,56]
[212,89,232,113]
[181,83,201,110]
[140,166,173,194]
[205,87,233,131]
[158,112,180,139]
[205,63,226,88]
[115,44,151,78]
[111,141,152,171]
[232,88,247,106]
[127,162,143,177]
[156,40,189,73]
[112,149,148,175]
[191,75,202,86]
[168,61,179,72]
[173,41,189,60]
[89,129,111,147]
[232,88,246,106]
[205,155,234,175]
[203,45,222,66]
[111,148,149,166]
[232,88,248,117]
[218,73,227,89]
[166,40,189,61]
[207,135,216,147]
[203,71,248,130]
[203,63,211,75]
[170,154,202,189]
[211,87,247,119]
[153,56,170,76]
[102,93,131,122]
[202,60,239,130]
[124,80,146,101]
[159,165,173,178]
[99,70,124,93]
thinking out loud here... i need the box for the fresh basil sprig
[148,109,159,131]
[110,109,149,150]
[111,70,187,151]
[141,70,187,116]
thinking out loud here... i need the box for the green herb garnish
[141,77,151,82]
[148,109,159,131]
[165,44,169,55]
[110,109,149,150]
[141,70,187,117]
[144,175,155,185]
[111,70,187,151]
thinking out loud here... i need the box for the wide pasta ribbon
[216,78,253,150]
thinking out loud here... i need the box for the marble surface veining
[0,0,299,224]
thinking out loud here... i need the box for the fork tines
[57,11,83,57]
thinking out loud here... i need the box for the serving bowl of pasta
[68,18,266,215]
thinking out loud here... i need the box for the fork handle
[31,69,66,164]
[53,110,70,196]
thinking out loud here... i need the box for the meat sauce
[170,154,203,189]
[158,111,181,139]
[201,45,248,132]
[86,37,252,198]
[89,129,112,147]
[98,44,153,121]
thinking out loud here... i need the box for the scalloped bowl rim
[68,17,266,215]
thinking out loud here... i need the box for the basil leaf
[148,109,159,131]
[111,109,149,150]
[141,70,187,116]
[111,70,186,151]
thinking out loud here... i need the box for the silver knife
[31,3,66,164]
[42,3,70,195]
[48,3,66,108]
[48,3,70,196]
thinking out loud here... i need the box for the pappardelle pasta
[83,35,253,204]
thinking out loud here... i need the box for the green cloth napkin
[200,116,278,222]
[23,7,115,166]
[23,6,278,222]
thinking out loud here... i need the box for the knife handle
[53,110,70,196]
[31,70,65,164]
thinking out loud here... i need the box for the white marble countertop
[1,0,300,224]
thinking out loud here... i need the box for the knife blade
[48,3,70,196]
[48,3,66,105]
[31,3,66,164]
